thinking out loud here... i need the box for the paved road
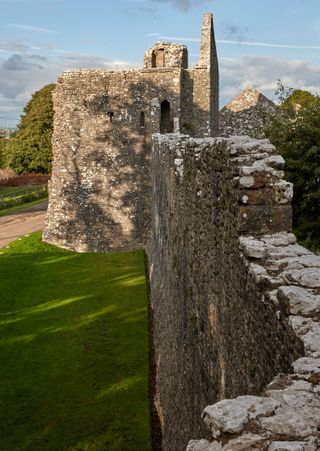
[0,200,48,248]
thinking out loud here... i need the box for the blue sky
[1,0,320,127]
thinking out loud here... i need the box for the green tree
[0,139,9,168]
[266,82,320,251]
[7,83,55,174]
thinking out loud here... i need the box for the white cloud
[218,39,320,50]
[8,23,62,35]
[0,40,31,52]
[220,56,320,107]
[157,35,200,42]
[157,34,320,50]
[0,49,135,127]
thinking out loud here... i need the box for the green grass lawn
[0,233,151,451]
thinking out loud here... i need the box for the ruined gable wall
[219,90,278,139]
[43,68,183,252]
[189,12,219,137]
[147,135,303,450]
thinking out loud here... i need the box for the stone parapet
[227,136,293,235]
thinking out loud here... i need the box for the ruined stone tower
[43,13,219,252]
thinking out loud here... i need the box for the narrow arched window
[152,49,165,68]
[151,52,157,68]
[140,111,145,127]
[160,100,173,134]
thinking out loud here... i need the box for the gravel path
[0,200,48,248]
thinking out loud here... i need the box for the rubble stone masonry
[148,135,311,450]
[43,13,219,251]
[42,12,320,451]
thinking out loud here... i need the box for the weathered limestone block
[273,181,293,204]
[238,205,292,234]
[238,183,292,206]
[293,357,320,375]
[265,255,320,273]
[282,268,320,289]
[250,263,268,282]
[277,286,320,317]
[265,379,319,408]
[233,152,271,166]
[288,316,313,336]
[265,155,285,168]
[259,405,320,439]
[268,441,317,451]
[227,136,277,156]
[261,233,297,247]
[300,322,320,357]
[222,434,268,450]
[203,396,280,438]
[267,245,312,260]
[239,236,267,259]
[239,166,284,189]
[186,440,222,451]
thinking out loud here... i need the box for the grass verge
[0,184,47,211]
[0,197,48,217]
[0,233,151,451]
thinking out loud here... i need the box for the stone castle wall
[147,135,305,450]
[43,14,219,252]
[43,68,183,251]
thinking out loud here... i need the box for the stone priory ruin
[44,13,320,451]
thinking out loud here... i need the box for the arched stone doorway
[160,100,173,134]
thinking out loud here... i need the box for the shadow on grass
[0,233,151,451]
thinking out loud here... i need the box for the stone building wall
[43,68,182,252]
[147,135,303,451]
[43,13,219,251]
[219,87,278,138]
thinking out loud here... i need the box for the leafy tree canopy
[0,139,9,168]
[266,81,320,251]
[7,83,55,174]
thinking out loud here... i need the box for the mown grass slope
[0,233,151,451]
